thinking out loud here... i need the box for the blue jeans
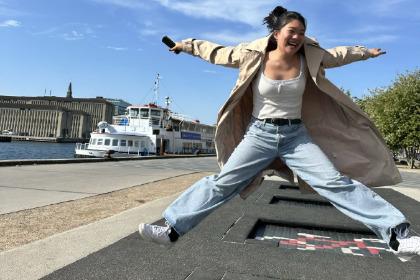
[163,118,408,244]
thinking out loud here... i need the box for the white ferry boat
[75,76,216,158]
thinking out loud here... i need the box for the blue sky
[0,0,419,124]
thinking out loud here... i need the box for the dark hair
[263,6,307,32]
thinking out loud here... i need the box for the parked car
[1,130,16,135]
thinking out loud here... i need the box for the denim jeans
[163,118,408,244]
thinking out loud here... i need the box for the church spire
[66,82,72,98]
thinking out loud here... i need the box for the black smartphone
[162,36,180,54]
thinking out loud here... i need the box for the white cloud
[349,25,398,34]
[320,34,398,45]
[62,30,84,41]
[0,2,25,17]
[91,0,289,26]
[137,21,166,38]
[0,19,21,27]
[202,29,267,45]
[107,46,128,51]
[359,34,399,44]
[32,26,59,36]
[33,23,99,41]
[203,69,217,74]
[139,28,160,36]
[365,0,410,15]
[153,0,288,26]
[91,0,147,9]
[343,0,419,18]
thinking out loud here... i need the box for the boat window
[128,140,133,147]
[193,143,202,149]
[129,108,139,117]
[120,139,127,146]
[134,141,139,147]
[97,139,103,145]
[151,119,160,126]
[112,139,118,146]
[92,138,97,145]
[140,108,149,118]
[141,141,145,148]
[104,139,111,146]
[151,109,161,117]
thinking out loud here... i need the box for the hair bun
[263,6,306,33]
[263,6,289,32]
[271,6,287,17]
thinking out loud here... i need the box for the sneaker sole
[394,253,418,262]
[138,223,150,241]
[138,223,172,246]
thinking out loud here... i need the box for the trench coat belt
[258,118,302,126]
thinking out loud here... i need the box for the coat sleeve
[321,46,373,69]
[181,38,244,68]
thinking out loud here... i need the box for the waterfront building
[105,98,131,116]
[0,103,91,140]
[0,94,113,138]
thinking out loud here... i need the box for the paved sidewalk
[0,157,219,214]
[0,167,418,279]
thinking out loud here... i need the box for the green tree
[357,69,420,168]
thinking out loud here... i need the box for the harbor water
[0,142,76,160]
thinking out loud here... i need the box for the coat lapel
[303,38,324,83]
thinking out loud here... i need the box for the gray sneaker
[138,223,171,245]
[392,236,420,262]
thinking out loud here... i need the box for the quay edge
[0,154,216,167]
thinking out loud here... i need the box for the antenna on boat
[165,96,171,108]
[153,73,161,105]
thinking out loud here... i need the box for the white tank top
[252,55,307,119]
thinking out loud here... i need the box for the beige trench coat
[181,35,401,197]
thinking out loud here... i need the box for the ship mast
[153,73,161,105]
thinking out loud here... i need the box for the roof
[0,95,113,105]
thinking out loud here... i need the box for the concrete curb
[0,154,216,167]
[0,193,178,280]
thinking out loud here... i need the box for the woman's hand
[368,48,386,58]
[170,42,184,54]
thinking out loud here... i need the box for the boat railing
[75,143,89,151]
[126,146,143,156]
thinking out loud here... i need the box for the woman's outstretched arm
[169,39,244,69]
[321,46,386,68]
